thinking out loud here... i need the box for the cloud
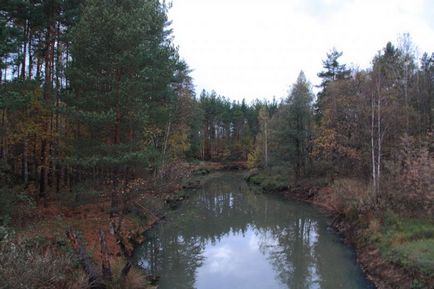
[423,0,434,29]
[204,245,235,273]
[168,0,434,102]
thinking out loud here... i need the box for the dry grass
[0,239,87,289]
[108,258,147,289]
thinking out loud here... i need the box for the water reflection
[134,174,372,289]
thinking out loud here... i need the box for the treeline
[0,0,432,218]
[0,0,270,216]
[189,90,277,161]
[251,38,433,213]
[0,0,190,210]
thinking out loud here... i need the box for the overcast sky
[168,0,434,102]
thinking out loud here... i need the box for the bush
[385,136,434,216]
[247,170,287,192]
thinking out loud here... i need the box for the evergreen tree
[270,72,314,180]
[68,0,181,212]
[316,48,351,120]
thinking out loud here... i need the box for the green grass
[192,168,210,176]
[373,214,434,278]
[390,239,434,276]
[246,172,287,192]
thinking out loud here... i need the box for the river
[134,173,374,289]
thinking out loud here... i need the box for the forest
[0,0,433,289]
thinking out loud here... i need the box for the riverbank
[2,164,191,289]
[133,171,375,289]
[1,161,244,289]
[246,170,434,289]
[8,186,172,289]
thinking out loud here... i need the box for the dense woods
[0,0,433,288]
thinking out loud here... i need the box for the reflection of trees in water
[260,218,320,289]
[135,174,332,289]
[142,235,204,289]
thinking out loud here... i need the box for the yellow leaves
[312,127,362,161]
[168,130,190,158]
[142,125,163,146]
[247,151,259,169]
[312,128,337,159]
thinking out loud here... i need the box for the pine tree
[68,0,181,213]
[316,48,351,120]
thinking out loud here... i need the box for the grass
[246,171,287,192]
[391,239,434,276]
[107,258,147,289]
[371,214,434,278]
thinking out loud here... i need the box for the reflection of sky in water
[196,228,284,289]
[134,174,373,289]
[137,257,149,269]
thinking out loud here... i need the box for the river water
[134,174,374,289]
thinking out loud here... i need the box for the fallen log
[66,229,107,289]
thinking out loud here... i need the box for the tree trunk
[0,109,5,159]
[264,120,268,168]
[28,26,33,79]
[21,20,27,80]
[99,230,112,282]
[111,73,121,215]
[371,93,377,195]
[160,119,171,177]
[376,91,381,196]
[39,138,49,207]
[40,1,56,207]
[23,139,28,185]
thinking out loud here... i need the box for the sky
[168,0,434,102]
